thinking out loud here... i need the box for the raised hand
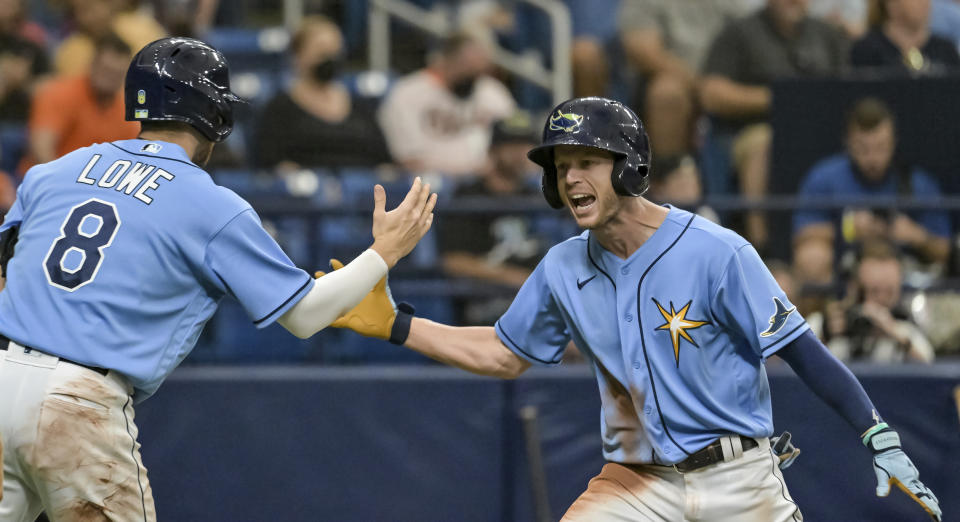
[370,177,437,268]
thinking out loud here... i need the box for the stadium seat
[202,27,289,72]
[339,70,396,102]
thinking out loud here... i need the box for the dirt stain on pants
[24,373,156,521]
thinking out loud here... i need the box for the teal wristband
[861,422,889,446]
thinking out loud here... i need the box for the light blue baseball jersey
[0,139,312,402]
[495,206,809,465]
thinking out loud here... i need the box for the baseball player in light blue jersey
[328,97,941,521]
[0,38,436,521]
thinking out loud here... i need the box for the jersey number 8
[43,198,121,291]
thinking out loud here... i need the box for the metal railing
[367,0,572,105]
[247,194,960,215]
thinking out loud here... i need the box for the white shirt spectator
[378,70,515,177]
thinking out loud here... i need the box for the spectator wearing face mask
[378,32,516,177]
[253,16,391,171]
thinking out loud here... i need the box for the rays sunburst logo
[652,298,711,367]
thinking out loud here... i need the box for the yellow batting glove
[315,259,415,343]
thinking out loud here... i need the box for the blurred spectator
[700,0,849,249]
[253,16,391,171]
[0,35,47,122]
[647,154,720,223]
[378,32,516,177]
[826,240,935,363]
[0,164,14,212]
[0,0,47,46]
[152,0,220,37]
[565,0,620,98]
[54,0,165,76]
[851,0,960,74]
[438,112,545,325]
[766,257,836,341]
[19,34,139,174]
[930,0,960,49]
[792,97,950,285]
[619,0,755,157]
[811,0,869,37]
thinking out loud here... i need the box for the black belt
[673,435,759,473]
[0,335,109,376]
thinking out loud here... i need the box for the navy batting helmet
[125,37,242,142]
[527,97,651,209]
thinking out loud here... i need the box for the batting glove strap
[866,427,901,454]
[389,302,415,345]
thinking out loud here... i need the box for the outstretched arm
[404,319,530,379]
[278,250,388,338]
[776,329,878,432]
[278,178,436,338]
[311,259,531,379]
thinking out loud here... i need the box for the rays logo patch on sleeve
[760,297,795,337]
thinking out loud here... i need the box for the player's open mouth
[570,194,596,212]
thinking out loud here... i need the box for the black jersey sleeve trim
[252,275,313,325]
[760,323,808,356]
[495,321,562,365]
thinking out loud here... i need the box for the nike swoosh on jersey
[577,274,597,290]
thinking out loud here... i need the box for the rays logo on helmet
[548,111,584,133]
[137,89,146,104]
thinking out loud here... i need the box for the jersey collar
[588,205,687,272]
[111,139,199,168]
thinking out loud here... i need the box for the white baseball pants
[0,342,156,521]
[562,436,802,521]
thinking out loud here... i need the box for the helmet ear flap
[615,161,650,197]
[541,167,564,209]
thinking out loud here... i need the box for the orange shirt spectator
[19,34,139,175]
